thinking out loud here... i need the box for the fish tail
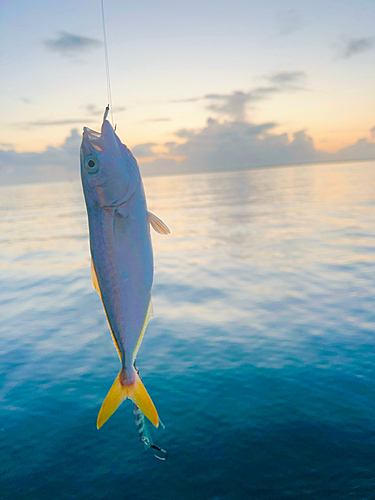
[97,369,159,429]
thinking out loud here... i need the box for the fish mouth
[82,127,105,152]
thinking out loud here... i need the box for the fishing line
[100,0,114,124]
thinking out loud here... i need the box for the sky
[1,0,375,184]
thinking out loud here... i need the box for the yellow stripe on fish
[91,259,122,362]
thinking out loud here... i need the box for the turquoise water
[1,162,375,499]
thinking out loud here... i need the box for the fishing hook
[141,437,168,461]
[150,444,168,461]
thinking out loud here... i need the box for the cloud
[43,32,101,56]
[83,104,126,116]
[163,119,323,174]
[275,9,303,36]
[171,90,267,121]
[0,142,14,149]
[168,97,201,103]
[164,142,177,148]
[205,91,253,121]
[140,119,375,176]
[371,126,375,142]
[204,73,306,120]
[169,72,307,121]
[268,71,306,85]
[331,137,375,160]
[338,37,374,59]
[140,118,171,123]
[22,118,95,128]
[20,97,32,104]
[2,101,375,185]
[131,143,157,157]
[84,104,104,116]
[0,129,81,185]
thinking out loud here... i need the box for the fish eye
[84,155,99,174]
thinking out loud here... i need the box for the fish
[80,109,170,429]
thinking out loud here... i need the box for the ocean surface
[0,161,375,499]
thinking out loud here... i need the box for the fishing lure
[133,404,168,460]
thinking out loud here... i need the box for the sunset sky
[1,0,375,183]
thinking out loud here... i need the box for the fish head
[80,120,140,208]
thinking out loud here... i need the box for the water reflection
[0,182,89,273]
[1,162,375,498]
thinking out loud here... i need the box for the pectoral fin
[147,211,170,235]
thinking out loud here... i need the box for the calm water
[1,162,375,499]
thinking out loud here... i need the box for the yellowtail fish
[80,108,170,429]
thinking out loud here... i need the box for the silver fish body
[85,167,152,379]
[80,118,169,428]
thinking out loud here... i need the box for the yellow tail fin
[97,370,159,429]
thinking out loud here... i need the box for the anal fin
[91,259,101,297]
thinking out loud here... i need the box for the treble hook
[150,444,168,461]
[141,437,168,460]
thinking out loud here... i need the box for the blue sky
[1,0,375,183]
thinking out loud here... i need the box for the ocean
[0,161,375,499]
